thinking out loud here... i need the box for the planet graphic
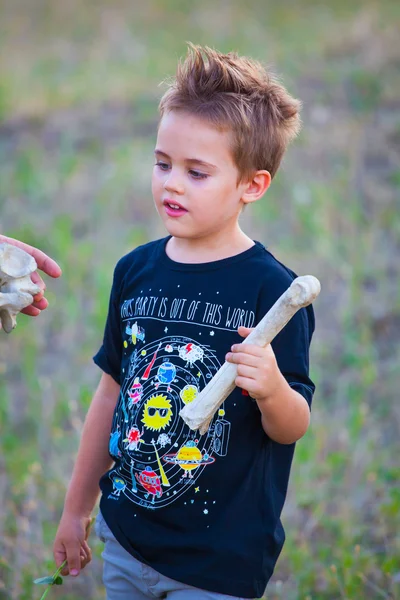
[180,384,199,405]
[163,441,215,478]
[157,361,176,385]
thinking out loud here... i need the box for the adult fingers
[31,296,49,311]
[31,272,46,305]
[34,252,62,279]
[31,270,45,291]
[0,236,62,278]
[20,272,48,314]
[20,305,41,317]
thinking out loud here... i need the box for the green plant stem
[40,588,51,600]
[51,559,67,580]
[39,560,67,600]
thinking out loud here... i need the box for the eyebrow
[154,150,217,170]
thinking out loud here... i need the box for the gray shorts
[95,512,247,600]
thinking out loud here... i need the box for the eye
[189,169,208,180]
[155,161,170,171]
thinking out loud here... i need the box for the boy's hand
[225,326,285,404]
[53,513,93,577]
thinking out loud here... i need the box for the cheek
[151,170,163,196]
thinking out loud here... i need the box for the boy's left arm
[226,325,310,445]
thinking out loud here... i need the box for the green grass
[1,1,399,598]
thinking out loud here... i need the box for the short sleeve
[257,263,316,408]
[271,303,315,407]
[93,262,124,384]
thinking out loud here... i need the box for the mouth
[163,199,188,217]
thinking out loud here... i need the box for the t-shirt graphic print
[108,329,228,509]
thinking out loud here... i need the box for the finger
[54,547,69,576]
[31,296,49,311]
[79,544,88,560]
[231,343,266,356]
[35,254,62,279]
[237,326,255,338]
[33,291,45,304]
[0,236,62,278]
[81,541,92,567]
[82,540,92,557]
[236,364,259,379]
[226,351,263,368]
[65,543,82,577]
[235,376,259,395]
[20,306,41,317]
[31,271,45,291]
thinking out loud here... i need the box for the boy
[54,44,315,599]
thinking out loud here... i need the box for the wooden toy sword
[180,275,321,435]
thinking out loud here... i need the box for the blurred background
[0,1,399,599]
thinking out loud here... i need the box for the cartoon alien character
[178,343,204,368]
[128,378,143,408]
[109,430,122,458]
[124,425,144,451]
[155,361,176,391]
[141,395,173,431]
[112,476,126,496]
[135,467,162,503]
[157,433,172,448]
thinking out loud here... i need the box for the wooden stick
[180,275,321,434]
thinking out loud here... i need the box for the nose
[163,169,184,195]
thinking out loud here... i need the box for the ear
[241,170,271,205]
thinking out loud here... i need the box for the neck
[165,227,254,264]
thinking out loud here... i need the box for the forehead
[156,111,235,165]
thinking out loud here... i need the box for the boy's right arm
[53,372,120,577]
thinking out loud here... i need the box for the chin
[160,217,189,237]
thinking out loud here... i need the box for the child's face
[152,111,249,243]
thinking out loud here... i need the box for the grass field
[0,1,399,598]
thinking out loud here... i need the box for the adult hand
[0,235,62,317]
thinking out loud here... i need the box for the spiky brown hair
[159,43,301,181]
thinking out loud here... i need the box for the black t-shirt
[93,237,315,598]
